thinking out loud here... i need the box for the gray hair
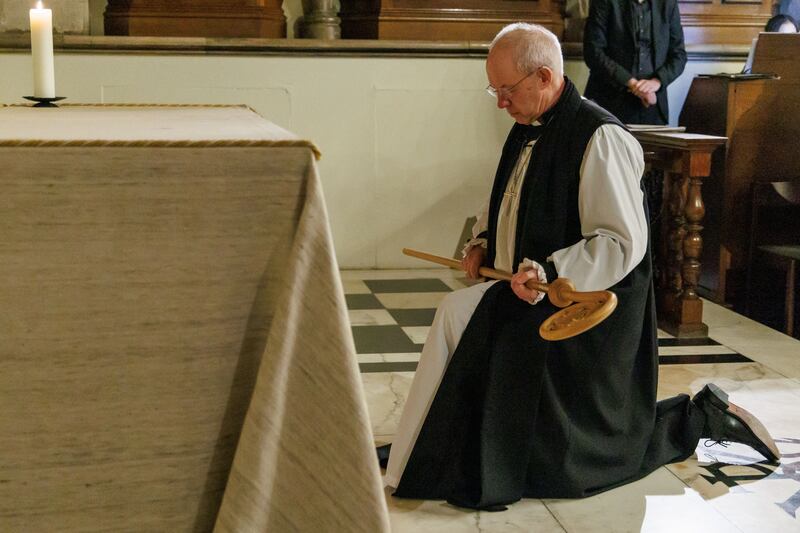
[489,23,564,78]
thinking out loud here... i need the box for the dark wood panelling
[100,0,774,45]
[104,0,287,38]
[678,0,773,45]
[340,0,564,41]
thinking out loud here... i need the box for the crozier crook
[402,248,617,341]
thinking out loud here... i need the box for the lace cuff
[518,258,548,305]
[461,238,488,259]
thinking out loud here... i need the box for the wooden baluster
[682,176,705,301]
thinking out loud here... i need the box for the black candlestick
[23,96,66,108]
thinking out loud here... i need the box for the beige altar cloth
[0,105,389,532]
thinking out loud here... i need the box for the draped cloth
[0,105,389,532]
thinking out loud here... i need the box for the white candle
[30,1,55,99]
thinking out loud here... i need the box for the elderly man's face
[486,45,549,124]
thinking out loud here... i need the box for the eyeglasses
[486,68,539,100]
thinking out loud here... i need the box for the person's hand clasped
[639,91,657,108]
[462,245,487,280]
[511,267,541,304]
[633,78,661,95]
[627,78,661,108]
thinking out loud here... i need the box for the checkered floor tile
[345,276,752,373]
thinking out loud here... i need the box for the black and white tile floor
[342,268,800,532]
[347,274,752,373]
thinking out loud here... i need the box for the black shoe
[693,383,781,463]
[377,443,391,469]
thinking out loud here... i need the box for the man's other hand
[462,246,487,279]
[511,267,541,304]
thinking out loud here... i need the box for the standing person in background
[583,0,687,125]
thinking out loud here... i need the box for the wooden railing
[633,131,726,338]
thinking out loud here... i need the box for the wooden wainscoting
[678,0,773,46]
[104,0,287,38]
[339,0,564,42]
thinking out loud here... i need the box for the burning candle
[29,1,55,99]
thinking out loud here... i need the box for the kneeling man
[380,23,780,511]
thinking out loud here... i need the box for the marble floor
[342,268,800,533]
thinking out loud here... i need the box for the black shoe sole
[699,383,781,463]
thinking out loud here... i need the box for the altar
[0,105,389,531]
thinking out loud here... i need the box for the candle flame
[36,1,43,9]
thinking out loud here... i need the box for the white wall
[0,51,744,268]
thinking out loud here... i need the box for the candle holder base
[23,96,66,108]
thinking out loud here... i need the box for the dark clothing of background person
[583,0,687,125]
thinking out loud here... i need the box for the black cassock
[393,79,705,510]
